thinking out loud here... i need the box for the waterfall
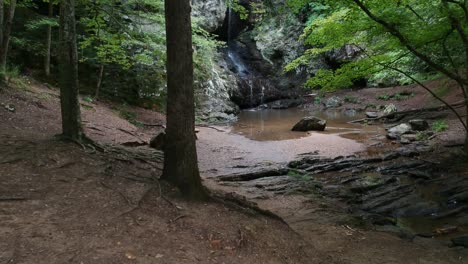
[225,2,266,109]
[249,80,254,107]
[227,6,232,43]
[260,86,265,105]
[227,50,248,76]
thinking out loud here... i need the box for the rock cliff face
[192,0,241,120]
[192,0,227,33]
[195,55,240,122]
[223,0,325,108]
[192,0,340,115]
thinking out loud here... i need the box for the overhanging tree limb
[351,0,468,86]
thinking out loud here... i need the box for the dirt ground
[1,78,468,263]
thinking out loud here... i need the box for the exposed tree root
[350,100,466,124]
[210,191,288,226]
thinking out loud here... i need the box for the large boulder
[292,116,327,132]
[195,55,240,121]
[149,130,166,150]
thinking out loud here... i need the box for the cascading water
[225,4,257,108]
[260,86,265,105]
[227,50,248,76]
[224,3,278,109]
[249,80,254,106]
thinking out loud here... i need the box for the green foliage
[415,132,430,141]
[376,91,415,101]
[344,95,360,104]
[434,86,451,98]
[227,0,249,20]
[365,103,377,109]
[432,121,449,132]
[286,0,467,92]
[313,95,321,105]
[115,104,143,127]
[11,0,221,107]
[376,94,391,101]
[0,65,20,86]
[83,96,94,104]
[25,17,58,30]
[288,170,311,181]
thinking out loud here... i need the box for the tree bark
[58,0,83,141]
[161,0,207,199]
[94,64,104,99]
[45,1,53,77]
[0,0,4,47]
[0,0,16,71]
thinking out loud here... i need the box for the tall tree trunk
[161,0,207,199]
[58,0,83,141]
[0,0,16,71]
[45,1,53,77]
[95,64,104,99]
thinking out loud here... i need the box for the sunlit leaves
[286,0,467,91]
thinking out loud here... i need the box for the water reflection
[232,108,382,141]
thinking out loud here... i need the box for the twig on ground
[0,197,27,202]
[196,124,227,133]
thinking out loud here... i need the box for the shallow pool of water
[232,108,382,142]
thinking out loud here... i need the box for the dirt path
[1,79,468,263]
[0,81,316,264]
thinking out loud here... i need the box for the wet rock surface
[211,144,468,246]
[292,116,327,132]
[409,119,429,131]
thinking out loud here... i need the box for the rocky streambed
[197,107,468,249]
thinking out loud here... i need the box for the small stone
[3,103,15,112]
[149,130,166,150]
[402,134,417,141]
[388,123,412,135]
[409,119,429,131]
[366,112,379,118]
[451,236,468,248]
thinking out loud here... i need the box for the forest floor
[1,77,468,263]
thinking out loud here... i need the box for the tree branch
[356,45,467,131]
[351,0,467,86]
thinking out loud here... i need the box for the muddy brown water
[232,108,383,142]
[202,109,468,240]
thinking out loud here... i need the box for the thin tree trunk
[58,0,83,141]
[0,0,4,47]
[0,0,16,71]
[161,0,207,199]
[45,1,53,77]
[95,64,104,99]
